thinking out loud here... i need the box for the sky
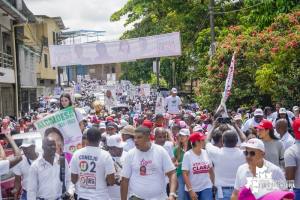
[24,0,132,43]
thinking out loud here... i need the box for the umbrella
[51,95,61,100]
[75,94,83,98]
[48,99,58,103]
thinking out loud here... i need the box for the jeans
[20,190,27,200]
[215,187,234,200]
[177,175,188,200]
[185,188,213,200]
[294,188,300,200]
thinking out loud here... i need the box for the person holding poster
[60,93,84,132]
[70,127,115,199]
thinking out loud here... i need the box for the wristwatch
[169,193,178,198]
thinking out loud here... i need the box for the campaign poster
[141,84,151,97]
[77,75,82,83]
[104,85,116,107]
[54,87,63,95]
[64,88,75,102]
[33,106,82,163]
[75,84,82,94]
[107,73,116,81]
[121,80,131,92]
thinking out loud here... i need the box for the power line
[213,0,272,14]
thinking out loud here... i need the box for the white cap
[193,125,203,132]
[107,135,126,148]
[171,88,178,93]
[293,106,299,111]
[240,138,265,151]
[279,108,287,114]
[234,115,242,121]
[20,138,36,148]
[254,109,263,116]
[180,121,187,128]
[99,122,106,129]
[118,120,128,128]
[179,128,190,136]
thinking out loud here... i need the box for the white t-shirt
[70,146,116,199]
[121,144,175,199]
[181,149,213,192]
[75,108,84,123]
[107,151,127,200]
[13,154,41,190]
[123,138,135,152]
[163,141,174,159]
[165,96,182,115]
[206,143,245,187]
[0,160,9,199]
[272,111,294,121]
[242,118,261,132]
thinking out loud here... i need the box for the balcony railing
[0,51,14,69]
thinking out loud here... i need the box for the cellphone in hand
[218,117,231,124]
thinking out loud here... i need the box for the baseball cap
[254,109,263,116]
[179,128,190,136]
[106,116,114,122]
[240,138,265,151]
[2,119,8,124]
[142,120,152,129]
[180,121,187,128]
[106,122,117,129]
[238,185,295,200]
[234,115,242,121]
[175,119,181,125]
[118,120,128,128]
[293,106,299,111]
[255,120,273,130]
[292,118,300,139]
[107,135,126,148]
[171,88,178,93]
[279,108,287,114]
[189,132,206,143]
[20,138,36,148]
[193,125,203,132]
[120,125,135,136]
[99,123,106,129]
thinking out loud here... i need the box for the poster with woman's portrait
[156,96,165,107]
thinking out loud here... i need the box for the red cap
[150,133,155,141]
[106,117,114,122]
[142,120,152,129]
[255,120,273,130]
[189,132,206,143]
[201,115,207,120]
[175,119,181,125]
[293,118,300,139]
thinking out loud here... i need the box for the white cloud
[24,0,132,42]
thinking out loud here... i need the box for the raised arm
[5,133,22,168]
[231,118,247,143]
[205,118,219,145]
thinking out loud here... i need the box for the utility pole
[156,57,159,89]
[209,0,216,55]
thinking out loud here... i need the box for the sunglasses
[243,151,256,157]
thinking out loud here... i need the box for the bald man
[275,119,295,151]
[27,136,74,199]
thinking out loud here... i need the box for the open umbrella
[75,94,82,98]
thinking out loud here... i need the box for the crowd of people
[0,87,299,200]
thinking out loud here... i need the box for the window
[112,67,115,73]
[30,53,34,72]
[24,51,28,70]
[53,31,56,45]
[40,80,44,84]
[53,67,56,70]
[44,54,48,68]
[51,80,54,84]
[56,33,59,45]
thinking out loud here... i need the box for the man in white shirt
[272,102,295,121]
[27,137,74,200]
[231,138,286,200]
[70,127,115,199]
[242,109,264,132]
[107,135,127,200]
[0,133,22,200]
[13,138,40,200]
[293,106,300,119]
[154,127,175,196]
[121,126,178,200]
[165,88,182,116]
[275,119,295,151]
[205,118,247,200]
[120,125,135,152]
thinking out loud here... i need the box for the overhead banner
[49,32,182,67]
[33,106,82,163]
